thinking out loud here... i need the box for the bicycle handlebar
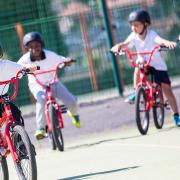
[0,66,40,103]
[32,60,76,88]
[116,46,159,68]
[114,42,179,68]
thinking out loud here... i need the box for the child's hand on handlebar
[23,64,40,73]
[110,44,121,54]
[65,57,74,66]
[163,41,177,49]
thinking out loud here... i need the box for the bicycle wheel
[49,105,64,151]
[48,132,56,150]
[153,90,164,129]
[0,155,9,180]
[11,125,37,180]
[135,87,150,135]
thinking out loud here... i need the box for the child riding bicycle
[0,51,37,122]
[111,9,180,126]
[18,32,81,140]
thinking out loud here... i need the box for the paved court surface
[6,87,180,180]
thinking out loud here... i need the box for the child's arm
[155,36,177,49]
[111,39,130,54]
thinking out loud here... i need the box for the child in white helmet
[111,9,180,126]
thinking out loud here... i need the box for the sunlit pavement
[7,86,180,180]
[7,121,180,180]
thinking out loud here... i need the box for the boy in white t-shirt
[18,32,80,140]
[111,9,180,126]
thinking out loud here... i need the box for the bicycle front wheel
[11,125,37,180]
[0,155,9,180]
[49,105,64,151]
[153,90,164,129]
[135,87,150,135]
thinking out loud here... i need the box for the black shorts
[148,67,171,85]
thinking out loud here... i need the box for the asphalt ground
[6,86,180,180]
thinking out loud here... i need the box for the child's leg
[161,83,178,114]
[125,67,140,103]
[52,81,78,115]
[35,91,46,130]
[32,91,47,140]
[134,67,140,89]
[52,81,80,127]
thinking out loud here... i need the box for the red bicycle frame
[0,70,26,161]
[121,45,162,111]
[31,62,65,132]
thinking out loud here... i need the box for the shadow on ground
[58,166,140,180]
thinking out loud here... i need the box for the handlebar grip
[71,59,76,63]
[25,68,30,73]
[159,46,169,51]
[25,66,40,73]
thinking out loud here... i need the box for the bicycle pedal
[164,100,170,110]
[60,105,67,113]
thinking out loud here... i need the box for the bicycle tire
[0,155,9,180]
[48,132,56,150]
[11,125,37,180]
[49,105,64,151]
[135,87,150,135]
[153,90,164,129]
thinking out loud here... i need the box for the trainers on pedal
[174,115,180,127]
[67,111,81,128]
[35,128,46,140]
[125,92,135,104]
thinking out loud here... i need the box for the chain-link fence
[0,0,179,106]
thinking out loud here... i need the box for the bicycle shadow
[58,166,140,180]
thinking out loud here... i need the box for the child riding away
[18,32,81,140]
[111,9,180,126]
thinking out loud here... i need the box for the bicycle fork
[2,107,19,161]
[45,102,64,133]
[3,123,18,161]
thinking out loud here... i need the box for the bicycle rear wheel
[11,125,37,180]
[153,90,164,129]
[135,87,150,135]
[0,155,9,180]
[49,105,64,151]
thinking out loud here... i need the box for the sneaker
[174,115,180,127]
[67,111,81,128]
[35,129,46,140]
[125,92,135,104]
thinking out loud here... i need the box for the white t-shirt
[18,49,66,96]
[126,29,167,71]
[0,60,23,95]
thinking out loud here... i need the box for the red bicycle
[0,68,38,180]
[31,61,75,151]
[117,46,167,135]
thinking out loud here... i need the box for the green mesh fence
[0,0,179,106]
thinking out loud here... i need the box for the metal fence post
[100,0,123,96]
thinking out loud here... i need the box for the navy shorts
[148,67,171,85]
